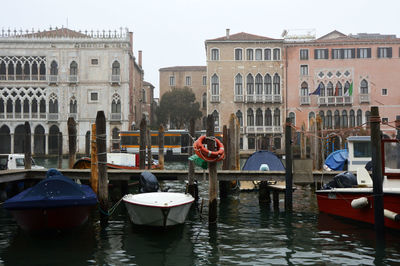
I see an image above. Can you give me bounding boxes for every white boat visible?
[0,154,45,170]
[123,192,194,227]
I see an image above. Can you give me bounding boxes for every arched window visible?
[202,93,207,109]
[23,99,29,116]
[264,48,271,60]
[49,93,58,113]
[327,82,334,96]
[246,74,254,95]
[344,81,350,96]
[301,82,308,96]
[39,62,46,80]
[273,108,280,126]
[365,111,371,127]
[15,99,21,116]
[319,111,325,129]
[273,48,281,60]
[256,108,263,126]
[0,98,4,115]
[50,61,58,75]
[211,49,219,60]
[236,110,243,127]
[70,61,78,76]
[112,61,120,75]
[235,74,243,95]
[356,109,362,126]
[265,108,272,126]
[211,74,219,96]
[8,62,14,79]
[70,97,77,113]
[336,82,342,96]
[361,79,368,94]
[6,99,13,115]
[112,94,121,113]
[255,74,263,95]
[40,99,46,115]
[212,110,219,127]
[0,61,6,78]
[289,112,296,126]
[32,99,38,117]
[32,62,38,80]
[142,88,146,103]
[264,74,272,95]
[319,82,326,97]
[309,112,315,129]
[349,110,355,127]
[273,74,280,94]
[342,110,348,128]
[23,61,30,80]
[112,127,120,139]
[247,108,254,126]
[326,110,332,129]
[334,110,340,129]
[16,61,22,80]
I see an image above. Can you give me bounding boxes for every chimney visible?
[226,28,230,39]
[138,50,142,68]
[128,31,133,52]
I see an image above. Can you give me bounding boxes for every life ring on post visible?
[194,135,225,162]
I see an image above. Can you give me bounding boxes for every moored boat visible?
[73,153,159,170]
[3,168,97,231]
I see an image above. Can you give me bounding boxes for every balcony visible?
[273,95,282,103]
[234,95,244,102]
[48,75,58,85]
[48,113,59,121]
[110,75,121,85]
[210,95,220,103]
[359,94,370,103]
[245,126,282,134]
[300,96,310,105]
[68,75,78,84]
[110,112,122,121]
[318,96,353,106]
[246,95,255,103]
[0,74,47,82]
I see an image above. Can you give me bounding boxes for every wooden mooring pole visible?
[68,117,77,169]
[219,125,230,198]
[58,132,63,169]
[146,127,152,170]
[158,125,165,170]
[139,118,146,170]
[207,115,218,225]
[96,111,108,225]
[285,118,293,211]
[24,122,32,170]
[370,106,384,240]
[187,119,198,200]
[90,124,98,194]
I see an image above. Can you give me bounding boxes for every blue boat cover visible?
[324,149,348,171]
[4,169,97,210]
[242,151,285,171]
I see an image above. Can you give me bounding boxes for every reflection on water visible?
[1,161,400,265]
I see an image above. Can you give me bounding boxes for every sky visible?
[1,0,400,97]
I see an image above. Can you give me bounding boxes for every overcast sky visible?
[1,0,399,97]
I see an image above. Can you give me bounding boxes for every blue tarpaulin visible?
[324,149,348,171]
[242,150,285,171]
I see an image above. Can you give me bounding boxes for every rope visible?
[98,197,124,217]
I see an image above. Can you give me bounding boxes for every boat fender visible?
[351,197,369,209]
[384,209,400,222]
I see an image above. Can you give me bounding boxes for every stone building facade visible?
[205,30,285,151]
[0,27,144,155]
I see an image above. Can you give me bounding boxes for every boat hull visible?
[316,189,400,230]
[123,192,194,227]
[9,205,93,231]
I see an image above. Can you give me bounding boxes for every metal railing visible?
[359,94,370,103]
[234,95,244,102]
[300,96,310,105]
[68,75,78,83]
[110,75,121,84]
[318,96,354,106]
[210,95,220,102]
[48,75,58,84]
[48,113,59,121]
[110,113,122,121]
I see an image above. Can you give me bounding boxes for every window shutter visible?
[340,49,344,59]
[377,48,381,58]
[351,48,356,58]
[325,49,328,59]
[357,48,360,58]
[367,48,371,58]
[314,49,317,59]
[388,47,392,58]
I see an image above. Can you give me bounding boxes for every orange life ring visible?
[194,135,225,162]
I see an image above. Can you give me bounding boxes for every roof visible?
[23,28,88,38]
[207,32,278,42]
[143,81,154,87]
[159,66,206,72]
[314,30,400,44]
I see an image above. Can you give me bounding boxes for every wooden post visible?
[396,116,400,169]
[207,115,218,225]
[90,124,98,194]
[24,122,32,169]
[58,132,63,169]
[300,123,306,159]
[187,119,198,200]
[146,127,152,169]
[68,117,77,169]
[158,125,165,170]
[139,118,146,169]
[316,115,322,170]
[85,131,90,157]
[310,117,316,169]
[96,111,108,225]
[219,125,230,198]
[273,191,280,210]
[285,118,293,211]
[370,106,384,240]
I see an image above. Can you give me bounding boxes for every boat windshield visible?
[0,156,8,170]
[384,141,400,175]
[353,142,371,158]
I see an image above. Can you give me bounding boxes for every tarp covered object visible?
[242,150,285,171]
[324,149,348,171]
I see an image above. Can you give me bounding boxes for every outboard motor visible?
[139,171,159,193]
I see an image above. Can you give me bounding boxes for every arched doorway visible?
[14,125,26,153]
[0,125,11,153]
[34,125,45,155]
[48,125,60,155]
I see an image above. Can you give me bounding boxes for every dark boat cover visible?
[139,171,159,193]
[323,171,357,189]
[242,150,285,171]
[324,149,348,171]
[3,169,97,210]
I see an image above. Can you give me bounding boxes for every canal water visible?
[1,159,400,265]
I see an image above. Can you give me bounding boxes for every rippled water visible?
[1,160,400,265]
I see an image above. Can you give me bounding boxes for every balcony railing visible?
[110,112,122,121]
[246,95,255,103]
[110,75,121,85]
[0,74,47,82]
[210,95,220,102]
[300,96,310,105]
[359,94,370,103]
[234,95,244,102]
[273,95,282,103]
[48,75,58,84]
[68,75,78,84]
[48,113,59,121]
[244,94,282,103]
[245,126,282,134]
[318,96,353,106]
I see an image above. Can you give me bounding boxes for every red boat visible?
[316,138,400,230]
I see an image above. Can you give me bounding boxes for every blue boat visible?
[3,169,97,231]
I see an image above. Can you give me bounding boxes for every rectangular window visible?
[382,88,388,95]
[211,49,219,60]
[185,76,191,86]
[382,118,388,124]
[377,47,392,58]
[255,49,262,60]
[169,76,175,86]
[300,65,308,76]
[235,48,242,60]
[202,76,207,86]
[357,48,371,58]
[89,91,99,103]
[343,49,355,59]
[91,58,99,65]
[300,49,309,60]
[264,49,271,60]
[332,49,342,59]
[314,49,328,59]
[273,48,281,60]
[246,49,254,60]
